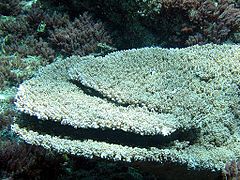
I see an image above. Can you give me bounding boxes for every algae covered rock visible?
[12,44,240,171]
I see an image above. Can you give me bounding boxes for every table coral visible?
[12,44,240,171]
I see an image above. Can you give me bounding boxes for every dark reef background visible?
[0,0,240,179]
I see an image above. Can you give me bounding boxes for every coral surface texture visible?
[12,44,240,171]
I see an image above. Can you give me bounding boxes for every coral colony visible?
[13,44,240,170]
[0,0,240,179]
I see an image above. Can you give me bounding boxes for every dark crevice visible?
[70,80,178,114]
[18,113,199,148]
[70,79,131,107]
[70,79,161,111]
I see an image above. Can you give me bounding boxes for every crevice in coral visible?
[17,113,200,148]
[70,80,131,107]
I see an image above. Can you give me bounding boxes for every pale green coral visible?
[69,44,240,146]
[15,56,179,136]
[12,44,240,171]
